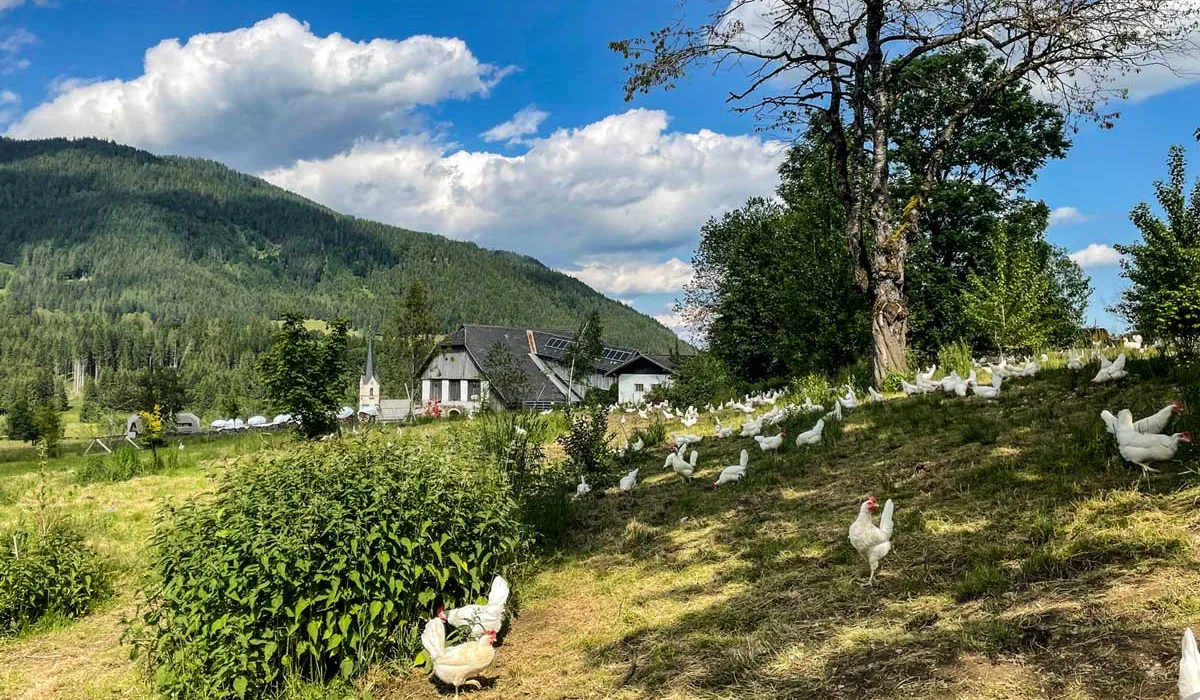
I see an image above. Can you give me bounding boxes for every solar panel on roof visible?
[602,349,632,363]
[545,337,570,350]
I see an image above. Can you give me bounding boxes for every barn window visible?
[635,383,645,392]
[449,381,461,401]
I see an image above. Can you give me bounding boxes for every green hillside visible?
[0,136,676,347]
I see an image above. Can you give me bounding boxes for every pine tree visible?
[33,401,63,456]
[6,393,37,443]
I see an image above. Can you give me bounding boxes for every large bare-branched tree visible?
[612,0,1198,384]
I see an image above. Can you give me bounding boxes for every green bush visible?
[630,418,667,452]
[473,412,571,548]
[130,434,526,699]
[789,374,832,406]
[937,340,974,378]
[882,371,907,393]
[556,405,612,483]
[0,522,111,634]
[661,352,733,407]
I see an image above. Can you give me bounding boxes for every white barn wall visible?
[618,373,670,404]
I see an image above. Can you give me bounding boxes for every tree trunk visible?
[871,276,909,386]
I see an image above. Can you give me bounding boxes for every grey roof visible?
[431,324,643,406]
[605,353,676,376]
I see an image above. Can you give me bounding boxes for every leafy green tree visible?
[136,367,189,419]
[962,204,1086,357]
[613,3,1187,383]
[482,341,529,410]
[1115,144,1200,353]
[387,280,440,412]
[662,351,731,408]
[6,393,37,443]
[258,315,350,438]
[33,401,63,456]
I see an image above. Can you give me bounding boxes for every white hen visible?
[794,418,824,447]
[1181,627,1200,700]
[575,475,592,497]
[868,386,885,402]
[421,617,497,697]
[712,449,749,487]
[1092,353,1128,383]
[754,431,785,455]
[848,496,895,585]
[440,575,510,639]
[619,468,639,492]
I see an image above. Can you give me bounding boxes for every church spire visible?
[363,335,376,382]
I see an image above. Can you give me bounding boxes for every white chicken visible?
[1118,431,1190,472]
[794,418,824,447]
[1180,627,1200,700]
[674,433,703,448]
[1128,401,1182,434]
[838,388,858,410]
[802,397,823,412]
[714,417,734,439]
[575,475,592,497]
[630,436,644,452]
[1066,349,1083,371]
[619,468,639,492]
[823,401,843,422]
[674,449,698,479]
[440,575,510,639]
[740,416,763,437]
[681,414,698,428]
[420,617,497,697]
[848,496,895,585]
[970,373,1002,399]
[712,449,749,487]
[868,386,885,402]
[1091,353,1128,383]
[754,431,785,455]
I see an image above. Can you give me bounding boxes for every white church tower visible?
[358,337,381,414]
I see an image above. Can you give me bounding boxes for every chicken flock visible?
[416,345,1195,695]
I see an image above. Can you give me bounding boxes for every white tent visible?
[174,413,201,434]
[248,415,268,428]
[337,406,355,420]
[210,419,228,430]
[231,418,247,430]
[271,413,293,426]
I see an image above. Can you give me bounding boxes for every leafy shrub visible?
[660,352,733,407]
[790,374,831,406]
[0,522,111,634]
[556,405,612,482]
[474,412,571,548]
[882,371,907,393]
[630,418,667,451]
[937,340,974,378]
[130,434,526,699]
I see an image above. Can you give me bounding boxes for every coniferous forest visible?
[0,137,679,419]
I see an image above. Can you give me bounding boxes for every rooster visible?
[712,449,749,487]
[794,418,824,447]
[1181,627,1200,700]
[421,617,497,697]
[848,496,895,585]
[440,575,510,639]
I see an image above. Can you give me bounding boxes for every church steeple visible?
[363,336,376,382]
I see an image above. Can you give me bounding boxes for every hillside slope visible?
[0,137,677,351]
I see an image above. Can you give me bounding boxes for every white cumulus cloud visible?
[263,108,785,261]
[561,258,694,295]
[1049,206,1088,227]
[7,13,509,169]
[1069,243,1123,268]
[481,104,548,145]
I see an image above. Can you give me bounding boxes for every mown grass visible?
[2,361,1198,699]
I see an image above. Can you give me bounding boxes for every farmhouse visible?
[395,324,673,415]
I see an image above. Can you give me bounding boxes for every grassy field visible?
[2,361,1198,699]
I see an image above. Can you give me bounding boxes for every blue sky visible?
[2,0,1197,335]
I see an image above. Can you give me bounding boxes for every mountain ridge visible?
[0,136,679,352]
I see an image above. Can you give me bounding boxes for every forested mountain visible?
[0,137,678,415]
